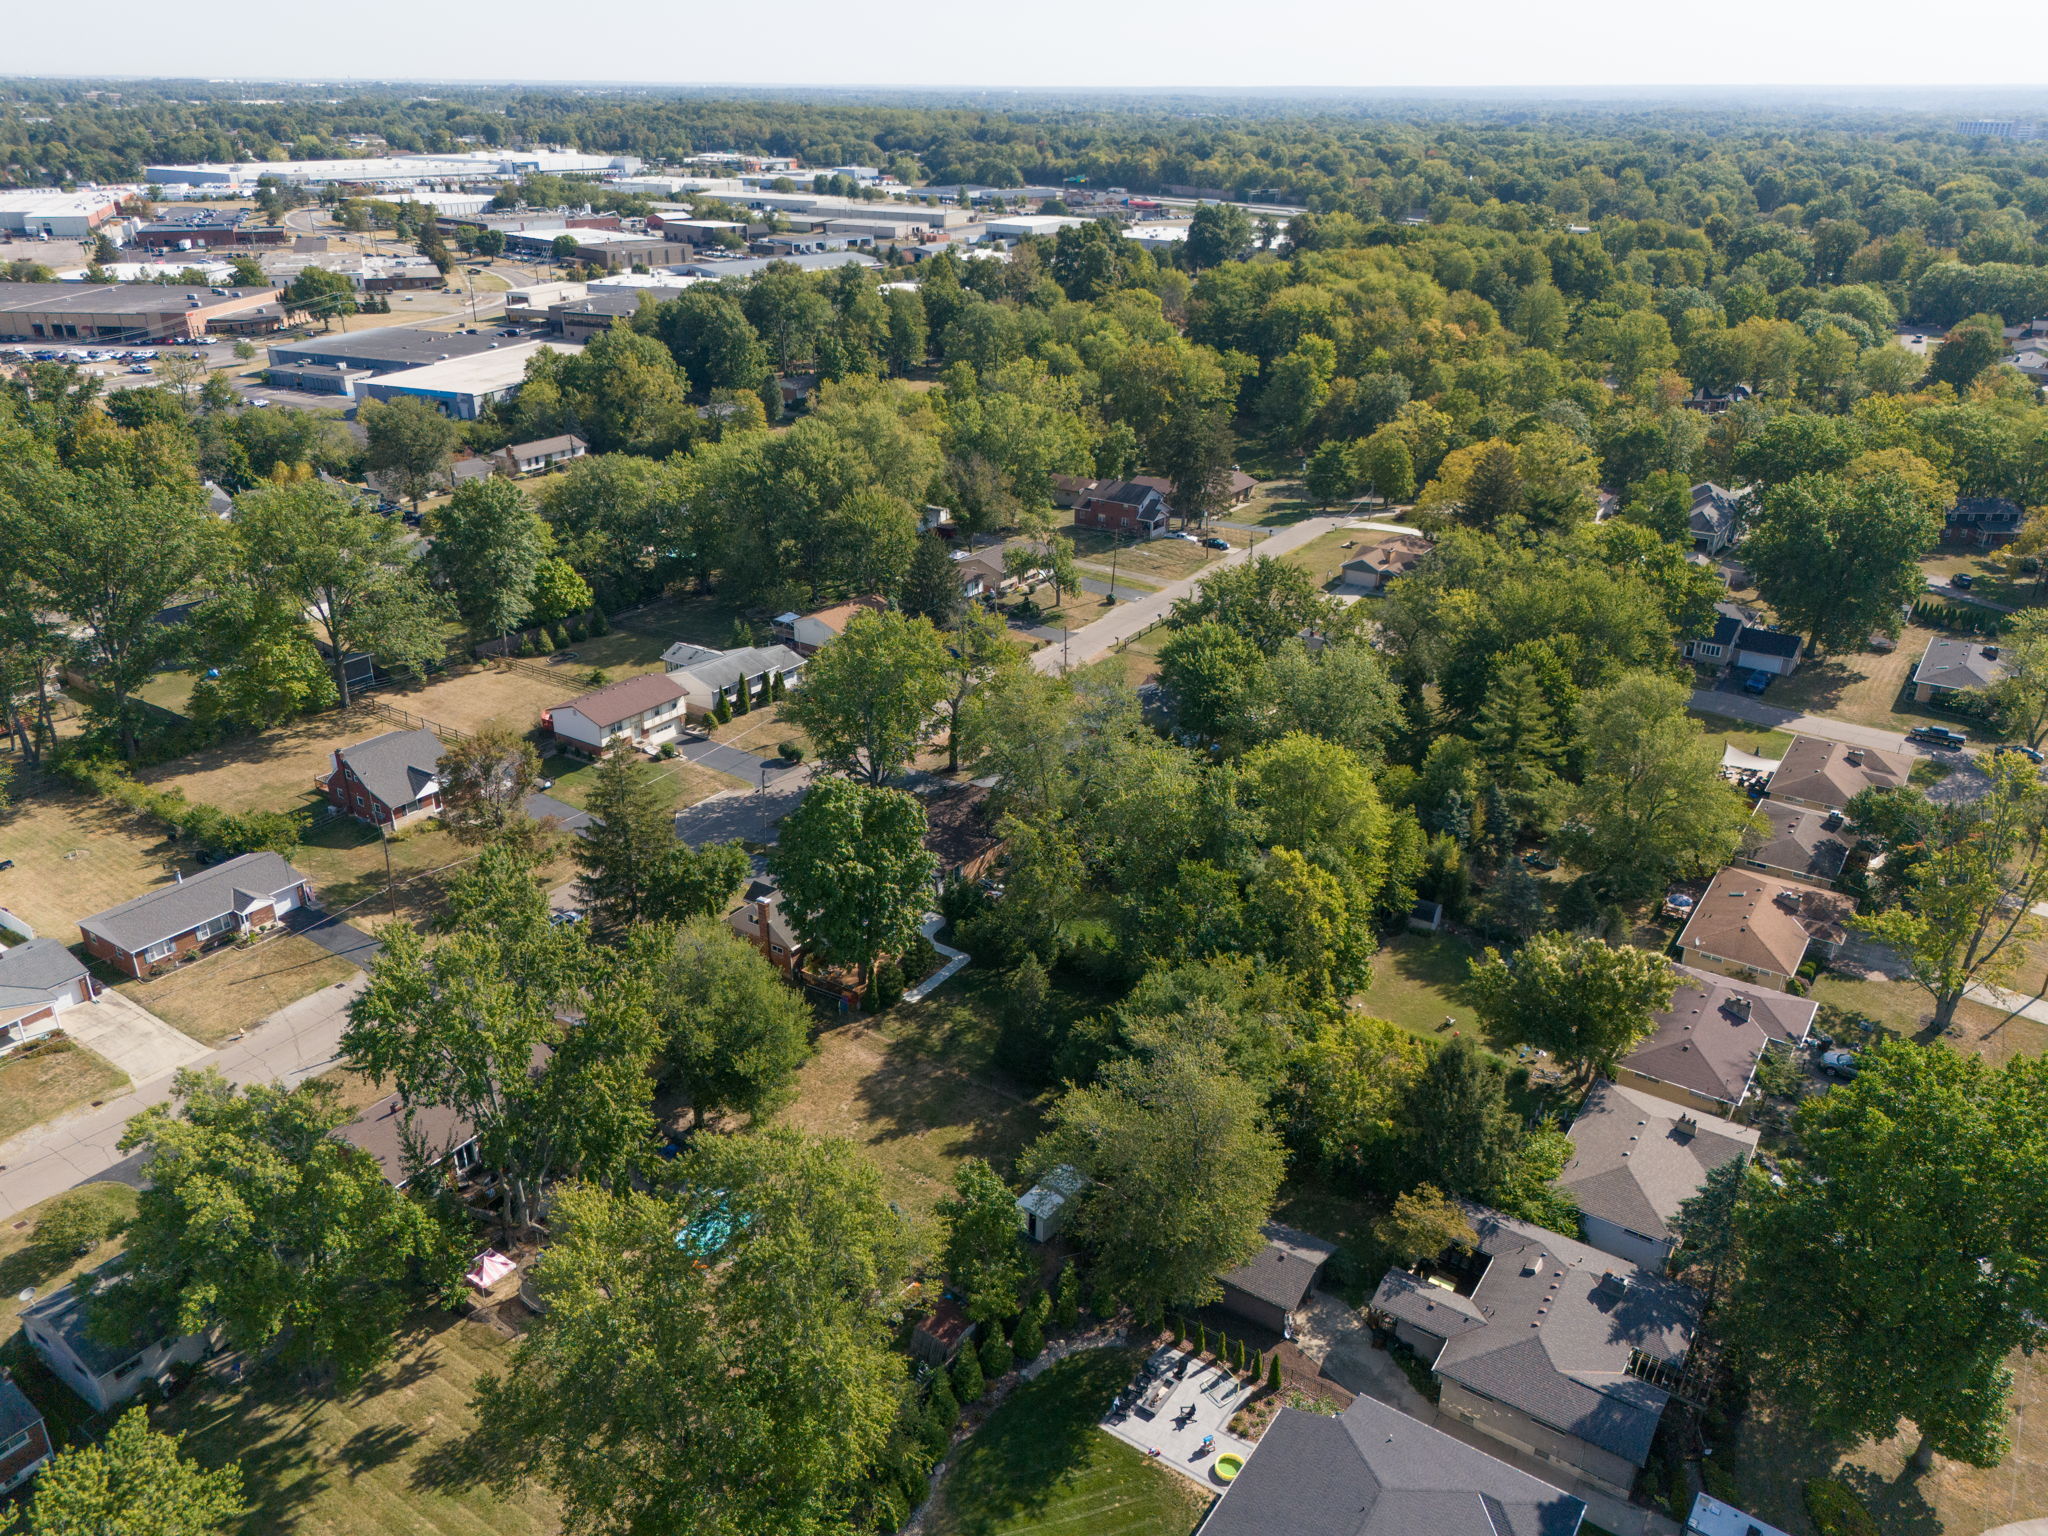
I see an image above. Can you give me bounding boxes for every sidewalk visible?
[0,972,366,1221]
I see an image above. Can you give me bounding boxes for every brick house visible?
[0,1374,51,1494]
[318,728,445,830]
[77,853,313,979]
[1069,479,1169,537]
[0,938,101,1055]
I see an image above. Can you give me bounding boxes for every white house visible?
[20,1265,213,1414]
[661,642,806,718]
[771,595,889,656]
[544,673,687,755]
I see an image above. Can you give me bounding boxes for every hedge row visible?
[62,759,299,858]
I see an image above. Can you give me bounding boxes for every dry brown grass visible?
[0,791,198,944]
[708,701,812,758]
[1762,624,1969,734]
[116,933,358,1046]
[0,1183,138,1349]
[1275,526,1378,588]
[0,1039,129,1144]
[385,666,568,737]
[139,714,378,815]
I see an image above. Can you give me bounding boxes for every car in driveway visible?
[1742,668,1773,695]
[1820,1049,1860,1080]
[1908,724,1968,749]
[1201,536,1230,550]
[1951,572,1976,590]
[1996,742,2046,765]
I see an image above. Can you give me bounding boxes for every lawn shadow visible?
[854,1029,1033,1171]
[939,1348,1142,1536]
[338,1421,422,1475]
[1724,1395,1943,1536]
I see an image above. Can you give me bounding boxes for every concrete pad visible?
[62,990,208,1086]
[1099,1345,1258,1488]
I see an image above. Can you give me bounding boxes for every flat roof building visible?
[268,327,510,376]
[354,338,582,420]
[0,282,275,343]
[0,188,123,238]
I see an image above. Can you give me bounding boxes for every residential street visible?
[0,972,367,1221]
[1033,515,1350,674]
[1689,690,1925,754]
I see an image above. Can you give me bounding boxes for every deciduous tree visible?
[783,609,949,783]
[361,395,458,511]
[938,1158,1032,1324]
[16,1408,244,1536]
[1468,930,1678,1076]
[768,776,937,987]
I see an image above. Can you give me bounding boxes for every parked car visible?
[1995,743,2046,765]
[1908,725,1968,749]
[1742,669,1772,695]
[1201,536,1230,550]
[549,909,584,928]
[248,398,271,408]
[127,363,153,374]
[1820,1049,1860,1080]
[1951,573,1975,590]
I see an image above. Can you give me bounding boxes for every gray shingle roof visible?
[1621,963,1816,1108]
[661,643,805,694]
[0,1375,43,1445]
[335,729,442,812]
[1373,1269,1489,1338]
[0,937,89,1011]
[77,852,309,956]
[1219,1222,1340,1311]
[1747,799,1852,883]
[1767,735,1910,810]
[1199,1393,1585,1536]
[1912,638,2009,694]
[336,1092,478,1187]
[1559,1081,1758,1244]
[1378,1210,1700,1468]
[504,433,587,459]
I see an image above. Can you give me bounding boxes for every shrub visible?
[658,743,677,760]
[567,617,587,642]
[713,694,732,725]
[583,668,611,688]
[867,958,907,1011]
[1803,1478,1880,1536]
[1012,1295,1046,1363]
[777,740,804,762]
[1052,1262,1080,1330]
[732,679,752,715]
[588,608,610,636]
[770,670,787,701]
[1267,1354,1282,1391]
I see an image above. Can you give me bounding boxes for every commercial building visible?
[135,210,288,251]
[502,228,696,271]
[1558,1080,1758,1272]
[0,188,123,238]
[143,151,640,191]
[265,326,512,395]
[504,280,589,321]
[0,282,275,343]
[354,338,582,420]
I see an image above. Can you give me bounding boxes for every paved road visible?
[0,973,367,1221]
[1033,515,1351,674]
[1689,690,1923,754]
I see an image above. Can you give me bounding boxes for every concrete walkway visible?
[60,991,208,1083]
[0,972,366,1221]
[903,915,969,1003]
[1965,981,2048,1025]
[1034,514,1351,675]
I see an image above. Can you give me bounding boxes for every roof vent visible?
[1522,1254,1545,1277]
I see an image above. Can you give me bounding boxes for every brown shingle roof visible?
[1621,964,1817,1107]
[1766,735,1909,810]
[554,672,684,729]
[1676,869,1853,977]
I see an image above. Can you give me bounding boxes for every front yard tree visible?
[17,1407,245,1536]
[901,532,964,626]
[1721,1040,2048,1471]
[1987,607,2048,750]
[769,777,936,988]
[1740,467,1943,655]
[473,1130,912,1536]
[1555,670,1751,898]
[360,395,458,512]
[1853,752,2048,1031]
[107,1070,467,1386]
[1025,1050,1286,1317]
[643,920,813,1130]
[940,602,1021,772]
[426,476,552,639]
[436,722,543,846]
[937,1157,1032,1324]
[1468,931,1678,1077]
[783,609,949,783]
[574,751,750,939]
[235,479,451,706]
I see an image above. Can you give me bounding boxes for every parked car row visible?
[2,345,164,365]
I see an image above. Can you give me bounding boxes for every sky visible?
[8,0,2048,94]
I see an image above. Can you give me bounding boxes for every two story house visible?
[544,673,687,755]
[20,1263,213,1413]
[319,728,446,830]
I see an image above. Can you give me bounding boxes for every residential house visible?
[77,853,312,979]
[1764,734,1909,812]
[919,780,1004,887]
[319,728,445,830]
[1215,1223,1340,1336]
[0,1375,51,1494]
[0,938,100,1055]
[1688,483,1745,555]
[448,454,497,487]
[1016,1164,1086,1243]
[1911,637,2008,703]
[1681,384,1754,415]
[1741,799,1853,888]
[1341,532,1435,592]
[1674,868,1854,991]
[729,878,802,973]
[662,642,806,719]
[1558,1081,1759,1272]
[772,595,889,655]
[952,551,1007,602]
[19,1263,213,1413]
[1944,495,2024,547]
[2008,346,2048,385]
[1617,964,1817,1116]
[1369,1210,1700,1499]
[1130,471,1257,509]
[337,1092,481,1189]
[495,433,588,477]
[544,673,687,755]
[952,538,1050,599]
[1199,1392,1587,1536]
[1069,479,1170,537]
[1683,604,1803,678]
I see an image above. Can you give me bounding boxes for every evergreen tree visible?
[770,670,787,701]
[714,692,733,724]
[575,751,747,938]
[901,533,964,627]
[1267,1353,1283,1392]
[952,1341,986,1402]
[1462,442,1525,529]
[980,1322,1014,1380]
[1012,1294,1047,1363]
[1193,1321,1208,1357]
[733,677,753,715]
[1053,1261,1081,1330]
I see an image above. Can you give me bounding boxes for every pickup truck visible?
[1907,725,1967,750]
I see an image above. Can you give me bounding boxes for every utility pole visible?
[381,825,396,918]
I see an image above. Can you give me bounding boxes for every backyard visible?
[114,932,358,1046]
[1921,544,2045,610]
[0,790,198,945]
[930,1348,1211,1536]
[1273,526,1379,589]
[138,713,383,815]
[1353,930,1481,1041]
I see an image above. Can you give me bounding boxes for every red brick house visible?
[78,853,313,978]
[318,728,446,829]
[0,1373,51,1494]
[0,938,101,1055]
[1070,479,1169,537]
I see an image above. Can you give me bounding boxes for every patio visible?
[1099,1344,1259,1487]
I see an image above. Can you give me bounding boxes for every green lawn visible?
[0,1184,138,1350]
[931,1348,1211,1536]
[1356,931,1481,1041]
[154,1311,562,1536]
[0,1039,129,1145]
[1686,710,1795,760]
[536,752,741,813]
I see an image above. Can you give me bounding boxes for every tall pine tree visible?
[901,534,963,627]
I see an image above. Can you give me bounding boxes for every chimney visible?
[1726,994,1753,1022]
[1673,1115,1698,1141]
